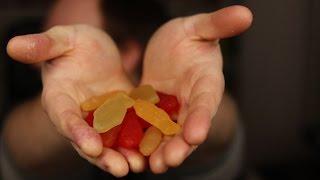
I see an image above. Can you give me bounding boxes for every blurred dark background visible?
[0,0,319,179]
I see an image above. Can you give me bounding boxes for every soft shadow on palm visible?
[141,6,252,172]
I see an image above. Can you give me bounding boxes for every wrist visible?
[208,94,238,148]
[3,96,70,169]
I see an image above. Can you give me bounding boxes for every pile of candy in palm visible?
[81,85,181,156]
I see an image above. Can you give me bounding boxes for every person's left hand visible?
[141,5,253,173]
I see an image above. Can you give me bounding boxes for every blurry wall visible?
[237,0,319,167]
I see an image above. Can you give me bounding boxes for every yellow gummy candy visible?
[139,126,163,156]
[134,100,181,135]
[93,92,134,133]
[80,90,124,111]
[130,85,160,104]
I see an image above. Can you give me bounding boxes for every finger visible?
[149,142,168,174]
[96,148,129,177]
[183,74,224,145]
[7,25,74,64]
[43,92,103,157]
[72,143,98,165]
[163,135,193,167]
[186,5,253,40]
[118,148,146,173]
[73,144,129,177]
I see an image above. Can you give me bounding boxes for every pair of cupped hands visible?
[7,6,252,177]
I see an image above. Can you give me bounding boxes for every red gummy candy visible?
[126,108,151,129]
[85,111,94,127]
[139,118,151,129]
[127,107,151,129]
[117,108,144,149]
[156,92,180,118]
[100,125,121,148]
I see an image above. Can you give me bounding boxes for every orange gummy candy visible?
[93,92,134,133]
[139,126,163,156]
[129,85,159,104]
[81,91,124,111]
[133,100,181,135]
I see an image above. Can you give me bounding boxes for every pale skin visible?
[142,6,252,172]
[45,0,142,75]
[3,5,252,178]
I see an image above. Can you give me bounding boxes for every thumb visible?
[6,25,75,64]
[186,5,253,40]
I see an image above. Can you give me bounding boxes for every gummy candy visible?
[156,92,180,118]
[138,118,151,129]
[134,100,181,135]
[81,91,124,111]
[85,111,120,148]
[117,108,144,149]
[127,108,151,129]
[81,86,182,153]
[100,125,121,148]
[93,92,134,133]
[139,126,162,156]
[85,111,94,127]
[130,85,160,104]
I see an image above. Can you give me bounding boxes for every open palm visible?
[141,6,252,173]
[7,5,253,177]
[7,25,143,177]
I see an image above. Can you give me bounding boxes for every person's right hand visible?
[6,25,145,177]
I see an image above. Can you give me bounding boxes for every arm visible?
[2,96,75,175]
